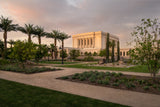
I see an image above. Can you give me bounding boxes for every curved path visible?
[0,67,160,107]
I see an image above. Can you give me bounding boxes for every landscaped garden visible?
[0,79,128,107]
[59,71,160,95]
[57,63,149,73]
[0,59,61,74]
[0,64,61,74]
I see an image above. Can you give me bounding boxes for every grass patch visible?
[0,64,61,74]
[0,79,128,107]
[38,60,79,64]
[58,64,149,73]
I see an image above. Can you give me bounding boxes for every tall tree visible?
[18,24,35,42]
[0,16,18,57]
[33,26,46,45]
[106,33,110,63]
[117,41,120,61]
[130,18,160,80]
[111,40,115,62]
[59,32,71,64]
[46,30,60,60]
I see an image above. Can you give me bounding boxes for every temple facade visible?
[72,31,119,54]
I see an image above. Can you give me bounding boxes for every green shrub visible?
[72,75,77,79]
[137,80,146,85]
[118,80,125,84]
[62,76,69,79]
[125,83,135,89]
[102,80,109,85]
[143,86,149,90]
[0,59,10,65]
[97,75,104,79]
[115,79,119,82]
[105,76,111,80]
[94,71,99,75]
[153,84,157,89]
[97,80,103,84]
[111,72,116,76]
[83,56,94,61]
[118,72,123,76]
[79,76,86,81]
[113,82,119,87]
[105,72,110,76]
[146,82,153,86]
[75,73,79,77]
[89,76,96,83]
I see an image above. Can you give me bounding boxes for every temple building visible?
[72,31,119,54]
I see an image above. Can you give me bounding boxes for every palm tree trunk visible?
[54,38,57,60]
[3,31,7,58]
[3,32,7,50]
[38,36,41,45]
[62,40,64,64]
[28,34,31,42]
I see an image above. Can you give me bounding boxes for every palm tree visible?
[0,16,18,56]
[33,26,46,45]
[46,30,61,60]
[18,24,35,42]
[8,39,15,48]
[59,32,71,64]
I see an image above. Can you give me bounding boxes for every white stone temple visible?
[72,31,119,54]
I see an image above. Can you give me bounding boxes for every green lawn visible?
[57,64,149,73]
[0,79,128,107]
[39,60,79,64]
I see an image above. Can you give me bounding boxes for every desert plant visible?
[143,86,150,90]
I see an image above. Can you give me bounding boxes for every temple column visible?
[89,38,90,48]
[77,39,79,48]
[79,39,80,48]
[84,38,87,48]
[81,39,82,48]
[87,38,89,48]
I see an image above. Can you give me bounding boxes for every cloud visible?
[0,0,160,48]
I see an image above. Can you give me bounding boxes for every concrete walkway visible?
[0,68,160,107]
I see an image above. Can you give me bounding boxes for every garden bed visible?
[58,71,160,95]
[0,64,61,74]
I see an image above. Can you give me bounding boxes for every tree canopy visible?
[130,18,160,79]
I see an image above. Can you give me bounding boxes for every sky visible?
[0,0,160,48]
